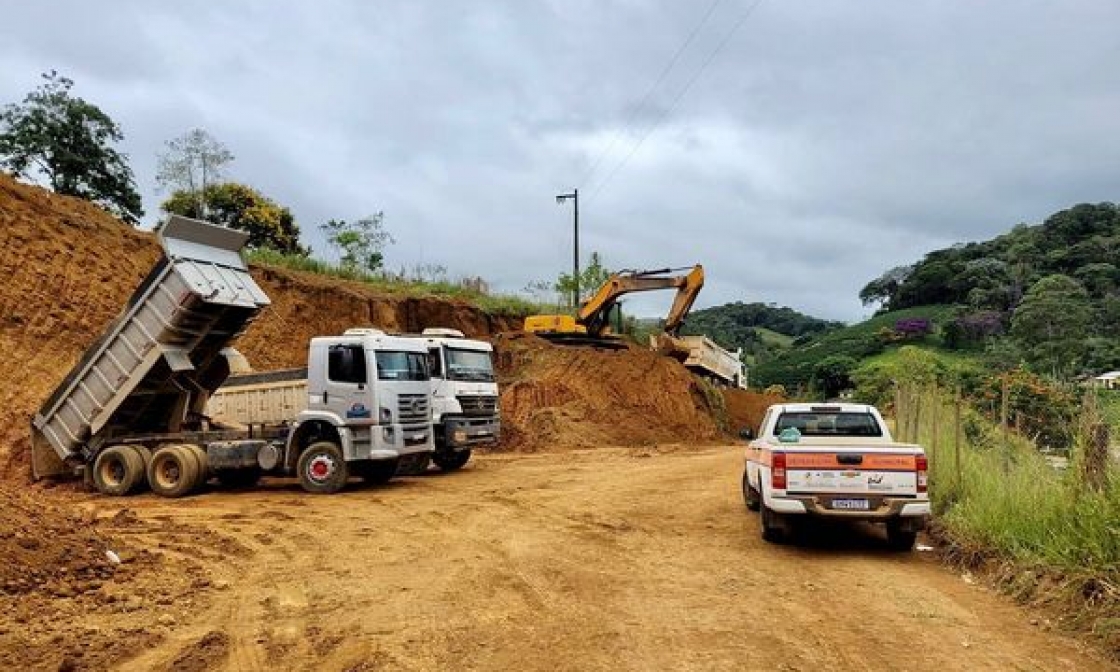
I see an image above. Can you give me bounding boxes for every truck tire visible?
[886,521,918,551]
[182,444,209,489]
[760,505,786,544]
[148,445,200,498]
[92,445,146,496]
[433,449,471,472]
[742,471,761,511]
[357,459,398,485]
[297,441,349,494]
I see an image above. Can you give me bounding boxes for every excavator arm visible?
[578,264,704,337]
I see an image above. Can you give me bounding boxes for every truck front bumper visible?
[438,416,500,451]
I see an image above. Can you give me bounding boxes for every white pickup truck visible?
[741,403,930,550]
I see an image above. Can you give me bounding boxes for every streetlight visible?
[556,188,579,309]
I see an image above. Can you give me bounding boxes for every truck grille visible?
[397,394,429,425]
[457,395,498,416]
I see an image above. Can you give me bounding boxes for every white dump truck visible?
[31,215,433,497]
[207,327,500,473]
[652,334,746,388]
[741,403,930,549]
[413,328,500,471]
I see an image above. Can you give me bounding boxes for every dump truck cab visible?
[414,328,499,471]
[289,330,434,472]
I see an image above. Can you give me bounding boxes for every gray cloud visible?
[2,1,1118,322]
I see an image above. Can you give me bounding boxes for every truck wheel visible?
[217,468,261,489]
[297,441,349,494]
[92,445,146,496]
[742,471,761,511]
[433,449,471,472]
[357,459,398,485]
[886,522,918,551]
[148,445,200,498]
[760,505,786,544]
[182,444,209,489]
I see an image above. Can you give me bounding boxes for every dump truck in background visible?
[207,327,499,473]
[31,215,434,496]
[654,334,746,388]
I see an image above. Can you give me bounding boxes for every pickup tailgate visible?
[781,445,922,497]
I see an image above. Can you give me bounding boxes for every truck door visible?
[325,343,374,424]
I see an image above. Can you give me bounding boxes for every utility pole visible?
[556,189,579,309]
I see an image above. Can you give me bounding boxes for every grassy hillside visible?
[750,305,958,390]
[680,301,841,364]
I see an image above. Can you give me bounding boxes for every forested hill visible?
[861,202,1120,315]
[680,302,841,362]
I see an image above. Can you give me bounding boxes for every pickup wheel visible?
[92,445,146,496]
[148,445,200,498]
[742,471,761,511]
[297,441,349,494]
[886,521,918,551]
[433,449,471,472]
[760,505,786,544]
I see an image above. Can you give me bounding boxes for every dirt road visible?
[11,446,1114,671]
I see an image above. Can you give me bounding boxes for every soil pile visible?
[722,388,786,435]
[494,332,724,450]
[0,174,516,476]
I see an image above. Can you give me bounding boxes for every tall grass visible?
[245,248,546,318]
[897,386,1120,643]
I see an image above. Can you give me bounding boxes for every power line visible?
[577,0,725,191]
[587,0,766,204]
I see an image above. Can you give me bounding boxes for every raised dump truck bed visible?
[30,215,271,478]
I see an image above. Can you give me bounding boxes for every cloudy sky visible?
[2,1,1118,321]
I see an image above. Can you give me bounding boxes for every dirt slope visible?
[722,388,786,434]
[5,448,1110,671]
[0,175,516,477]
[494,332,724,450]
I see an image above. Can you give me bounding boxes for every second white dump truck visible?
[31,216,433,497]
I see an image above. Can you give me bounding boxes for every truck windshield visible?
[375,351,429,381]
[445,347,495,382]
[774,412,883,437]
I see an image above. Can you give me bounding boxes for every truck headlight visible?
[380,406,392,424]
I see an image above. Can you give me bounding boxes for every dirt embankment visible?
[722,388,786,434]
[0,174,517,477]
[494,333,724,450]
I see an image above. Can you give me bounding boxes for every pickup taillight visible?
[916,455,928,494]
[772,452,787,490]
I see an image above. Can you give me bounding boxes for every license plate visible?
[831,498,870,510]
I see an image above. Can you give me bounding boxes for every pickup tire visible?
[742,471,761,511]
[760,505,786,543]
[92,445,146,496]
[886,521,918,551]
[148,445,200,498]
[433,449,471,472]
[297,441,349,494]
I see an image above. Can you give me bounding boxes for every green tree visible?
[320,213,394,272]
[1010,274,1092,376]
[555,251,611,308]
[0,71,143,223]
[812,355,857,399]
[155,128,234,217]
[162,182,304,254]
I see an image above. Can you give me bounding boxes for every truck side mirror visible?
[738,427,754,441]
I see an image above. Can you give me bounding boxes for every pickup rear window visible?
[774,411,883,437]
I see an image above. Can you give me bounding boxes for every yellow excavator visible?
[524,264,704,346]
